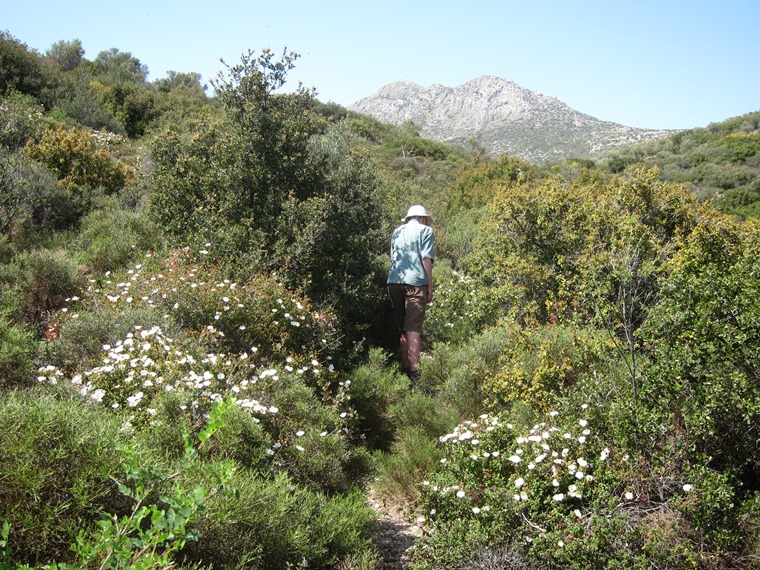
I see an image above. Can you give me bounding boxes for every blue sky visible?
[4,0,759,129]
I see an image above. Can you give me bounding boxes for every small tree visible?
[45,39,84,72]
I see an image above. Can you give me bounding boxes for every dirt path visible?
[367,490,426,569]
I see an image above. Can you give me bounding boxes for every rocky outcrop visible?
[349,76,675,164]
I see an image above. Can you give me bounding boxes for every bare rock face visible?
[349,76,675,163]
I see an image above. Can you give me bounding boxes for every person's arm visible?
[423,257,434,303]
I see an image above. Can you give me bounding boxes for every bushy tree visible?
[45,39,84,72]
[89,80,157,138]
[0,92,47,150]
[151,48,323,253]
[153,70,207,95]
[48,74,124,133]
[465,168,702,329]
[0,31,57,105]
[91,48,148,84]
[641,215,760,492]
[25,124,134,196]
[150,49,386,353]
[0,149,60,238]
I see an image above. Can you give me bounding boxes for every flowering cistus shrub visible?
[424,270,499,346]
[414,405,699,568]
[36,243,366,494]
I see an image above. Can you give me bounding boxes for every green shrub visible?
[0,234,14,262]
[388,390,460,441]
[196,400,273,470]
[0,388,129,565]
[255,369,373,494]
[0,148,71,238]
[641,216,760,497]
[425,269,501,347]
[373,392,459,501]
[7,247,82,328]
[483,324,613,412]
[177,468,376,569]
[0,93,46,150]
[423,326,515,418]
[0,306,36,389]
[374,425,445,504]
[43,304,174,372]
[75,205,165,273]
[345,347,410,451]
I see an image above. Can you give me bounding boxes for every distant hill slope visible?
[349,76,675,164]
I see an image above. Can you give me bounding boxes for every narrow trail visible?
[367,490,426,569]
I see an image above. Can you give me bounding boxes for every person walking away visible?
[387,205,435,381]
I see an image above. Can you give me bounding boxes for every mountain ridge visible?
[349,76,676,163]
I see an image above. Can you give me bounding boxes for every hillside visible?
[2,32,760,570]
[601,110,760,218]
[349,75,675,163]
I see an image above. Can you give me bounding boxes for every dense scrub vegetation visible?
[602,111,760,219]
[1,31,759,569]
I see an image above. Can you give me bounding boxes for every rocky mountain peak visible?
[349,76,675,163]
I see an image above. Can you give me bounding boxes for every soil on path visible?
[367,490,426,569]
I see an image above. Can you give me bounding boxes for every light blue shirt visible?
[387,219,435,285]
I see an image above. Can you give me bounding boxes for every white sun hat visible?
[403,204,431,222]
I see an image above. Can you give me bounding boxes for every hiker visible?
[387,205,435,380]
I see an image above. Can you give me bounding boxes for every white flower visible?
[508,455,521,463]
[456,490,465,498]
[683,484,693,492]
[514,477,525,488]
[296,430,305,437]
[625,491,634,500]
[579,419,588,427]
[553,493,565,502]
[472,507,481,514]
[126,391,144,407]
